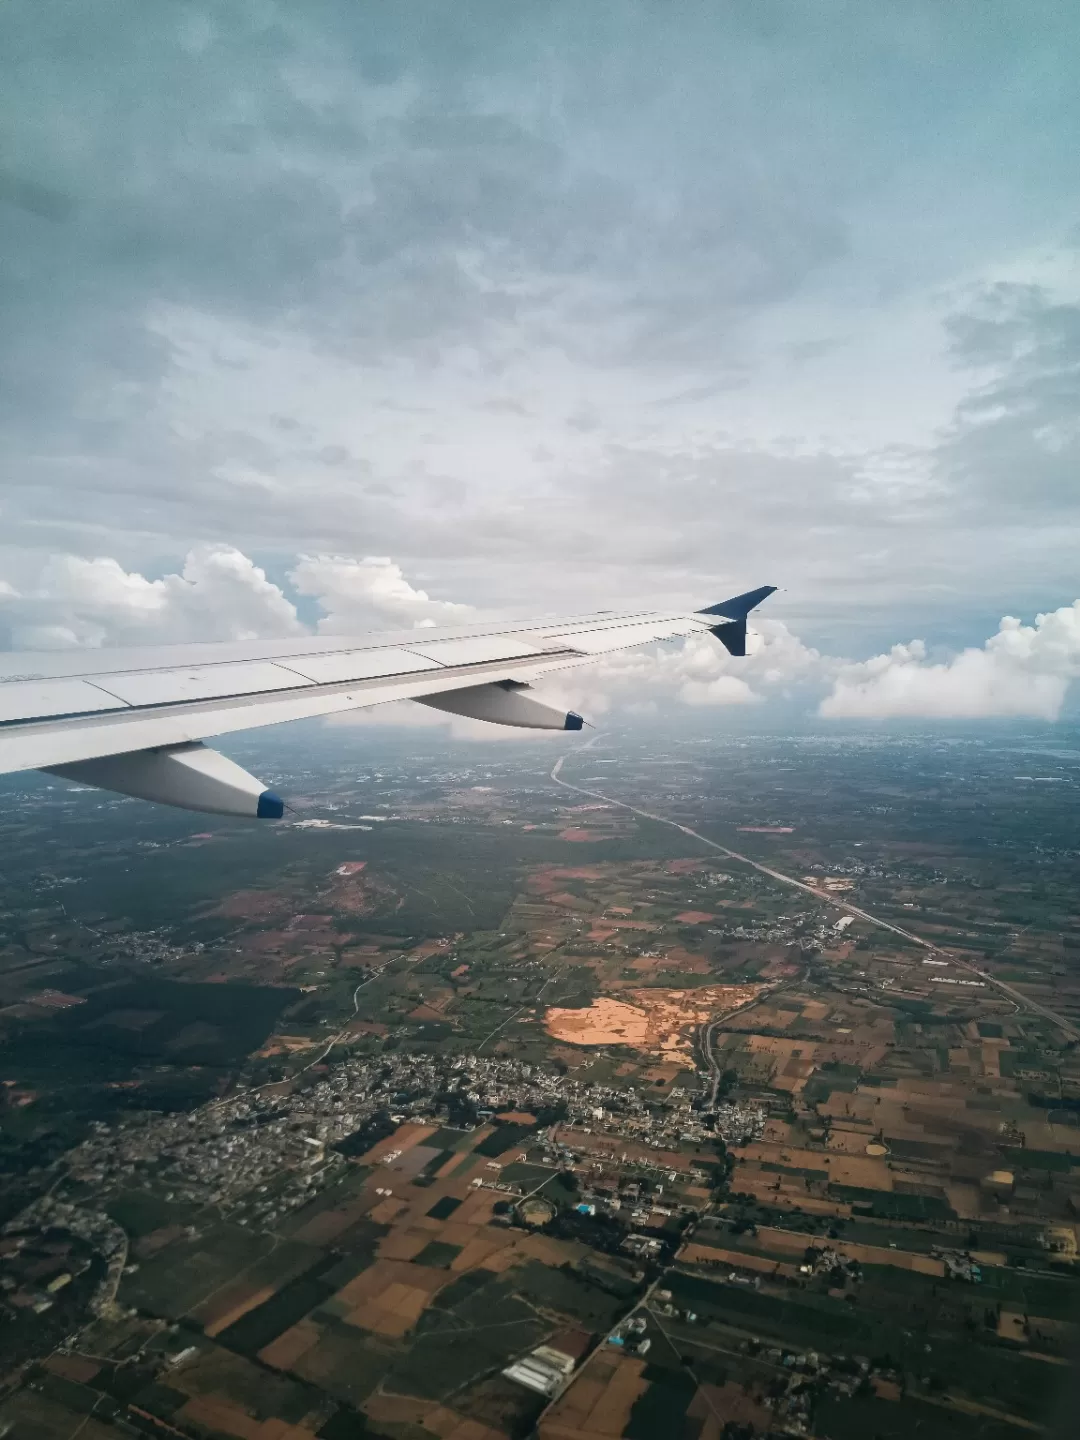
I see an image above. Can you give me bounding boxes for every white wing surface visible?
[0,587,775,817]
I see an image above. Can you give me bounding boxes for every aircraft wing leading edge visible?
[0,587,776,817]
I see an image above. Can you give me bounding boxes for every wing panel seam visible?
[0,648,584,732]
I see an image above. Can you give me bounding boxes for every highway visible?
[550,748,1079,1043]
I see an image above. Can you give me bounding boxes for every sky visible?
[2,2,1080,725]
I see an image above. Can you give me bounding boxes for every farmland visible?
[3,726,1080,1437]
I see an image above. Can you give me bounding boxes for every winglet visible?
[698,585,777,658]
[697,585,777,620]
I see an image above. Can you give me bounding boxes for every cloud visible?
[3,0,1079,655]
[289,554,475,632]
[820,601,1080,719]
[4,2,1080,701]
[5,540,1080,726]
[940,282,1080,513]
[564,620,831,718]
[0,545,301,649]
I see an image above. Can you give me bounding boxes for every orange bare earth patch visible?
[558,828,605,841]
[496,1110,537,1124]
[545,997,652,1048]
[676,911,716,924]
[255,1034,316,1058]
[545,984,761,1057]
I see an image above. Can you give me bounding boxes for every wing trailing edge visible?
[1,589,777,815]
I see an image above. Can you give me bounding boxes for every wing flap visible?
[544,615,714,655]
[0,601,760,779]
[276,646,443,684]
[94,660,309,708]
[408,635,558,665]
[0,677,128,724]
[0,656,581,773]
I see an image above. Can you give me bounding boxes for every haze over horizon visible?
[3,2,1080,723]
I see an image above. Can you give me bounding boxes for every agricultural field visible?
[4,726,1080,1437]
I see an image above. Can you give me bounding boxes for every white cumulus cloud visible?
[565,620,831,717]
[819,601,1080,720]
[289,555,476,633]
[0,545,302,649]
[4,541,1080,728]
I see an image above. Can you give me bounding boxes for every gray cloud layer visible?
[3,1,1079,673]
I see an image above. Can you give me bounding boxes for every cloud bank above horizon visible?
[2,545,1078,724]
[3,2,1079,699]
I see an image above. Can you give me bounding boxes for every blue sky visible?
[2,2,1079,717]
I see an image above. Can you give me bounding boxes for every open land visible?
[2,723,1080,1438]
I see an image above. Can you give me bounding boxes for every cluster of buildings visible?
[754,1348,876,1436]
[0,1230,89,1319]
[2,1196,126,1317]
[25,1051,748,1239]
[605,1312,651,1355]
[502,1342,579,1397]
[707,911,835,948]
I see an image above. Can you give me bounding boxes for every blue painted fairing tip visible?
[565,712,585,731]
[257,790,285,820]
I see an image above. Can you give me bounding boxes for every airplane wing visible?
[0,586,775,818]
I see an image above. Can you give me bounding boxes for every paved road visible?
[699,991,770,1108]
[550,748,1079,1043]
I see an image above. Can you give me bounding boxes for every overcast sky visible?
[3,2,1080,721]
